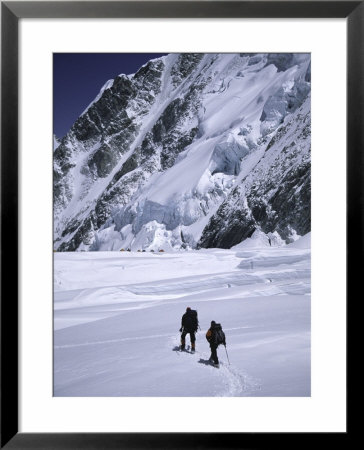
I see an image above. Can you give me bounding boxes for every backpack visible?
[189,310,199,331]
[183,309,199,332]
[213,323,225,346]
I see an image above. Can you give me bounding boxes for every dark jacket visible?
[206,323,226,347]
[181,310,198,332]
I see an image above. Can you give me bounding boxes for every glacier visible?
[54,53,311,252]
[53,54,311,396]
[54,233,310,396]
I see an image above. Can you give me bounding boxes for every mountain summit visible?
[54,53,311,252]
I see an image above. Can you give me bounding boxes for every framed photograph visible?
[1,1,357,448]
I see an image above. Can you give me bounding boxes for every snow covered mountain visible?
[53,134,61,150]
[54,53,311,252]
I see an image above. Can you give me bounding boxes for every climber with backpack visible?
[206,321,226,368]
[179,307,199,352]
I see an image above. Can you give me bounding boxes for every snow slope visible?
[54,53,310,252]
[54,234,310,397]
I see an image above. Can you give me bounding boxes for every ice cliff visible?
[53,53,311,251]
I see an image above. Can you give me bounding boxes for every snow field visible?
[54,235,310,396]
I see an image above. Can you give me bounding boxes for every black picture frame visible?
[1,1,358,448]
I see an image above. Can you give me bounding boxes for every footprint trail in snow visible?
[170,337,260,397]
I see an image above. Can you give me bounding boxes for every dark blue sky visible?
[53,53,168,138]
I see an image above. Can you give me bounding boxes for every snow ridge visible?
[54,53,311,252]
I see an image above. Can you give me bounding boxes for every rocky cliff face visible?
[54,53,311,251]
[198,98,310,248]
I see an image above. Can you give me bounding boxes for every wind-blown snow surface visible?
[54,234,310,397]
[54,53,310,252]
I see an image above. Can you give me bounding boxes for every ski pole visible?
[224,345,230,365]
